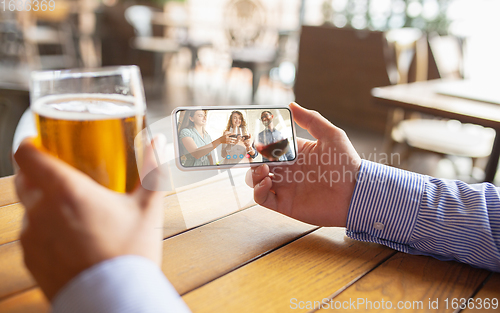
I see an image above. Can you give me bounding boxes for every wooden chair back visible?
[294,25,392,133]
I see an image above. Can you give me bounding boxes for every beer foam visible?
[33,94,144,120]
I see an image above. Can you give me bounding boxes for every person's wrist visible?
[342,158,362,226]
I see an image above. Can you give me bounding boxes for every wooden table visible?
[372,79,500,183]
[0,170,499,313]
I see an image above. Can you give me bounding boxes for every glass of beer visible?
[29,66,147,193]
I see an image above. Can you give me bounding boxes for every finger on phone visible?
[246,164,265,187]
[251,164,269,187]
[289,102,339,140]
[245,168,253,187]
[254,176,277,210]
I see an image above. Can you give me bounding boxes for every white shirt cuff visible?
[52,255,191,313]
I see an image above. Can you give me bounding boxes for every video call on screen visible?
[176,108,296,167]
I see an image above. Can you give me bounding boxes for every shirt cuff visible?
[52,255,191,313]
[410,178,500,270]
[345,160,426,253]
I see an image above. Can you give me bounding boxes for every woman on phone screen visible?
[221,111,258,164]
[178,110,234,167]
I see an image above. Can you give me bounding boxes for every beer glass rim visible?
[30,65,141,82]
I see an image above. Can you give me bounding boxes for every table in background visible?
[0,170,498,313]
[372,79,500,183]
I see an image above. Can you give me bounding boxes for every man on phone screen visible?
[258,111,294,162]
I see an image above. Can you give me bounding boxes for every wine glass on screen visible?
[241,127,250,141]
[236,126,244,142]
[229,127,239,142]
[254,112,289,162]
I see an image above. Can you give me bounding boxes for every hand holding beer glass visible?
[30,66,147,193]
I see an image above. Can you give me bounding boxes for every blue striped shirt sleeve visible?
[346,160,500,272]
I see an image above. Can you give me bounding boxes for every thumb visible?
[14,138,87,190]
[289,102,340,141]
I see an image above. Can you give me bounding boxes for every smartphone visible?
[172,105,298,171]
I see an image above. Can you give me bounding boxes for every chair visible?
[19,3,78,69]
[0,85,29,177]
[77,0,102,68]
[125,5,154,37]
[0,11,25,65]
[161,2,212,71]
[294,26,393,133]
[124,5,179,88]
[384,29,494,179]
[428,34,464,79]
[224,0,278,103]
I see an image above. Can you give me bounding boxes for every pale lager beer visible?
[33,94,146,193]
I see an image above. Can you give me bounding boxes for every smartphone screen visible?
[174,107,297,169]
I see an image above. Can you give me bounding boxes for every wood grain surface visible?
[161,170,254,238]
[163,206,317,295]
[0,289,48,313]
[0,177,18,208]
[0,242,33,300]
[317,252,490,312]
[182,227,395,313]
[0,170,254,245]
[0,206,315,311]
[0,204,23,246]
[462,273,500,313]
[0,170,255,306]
